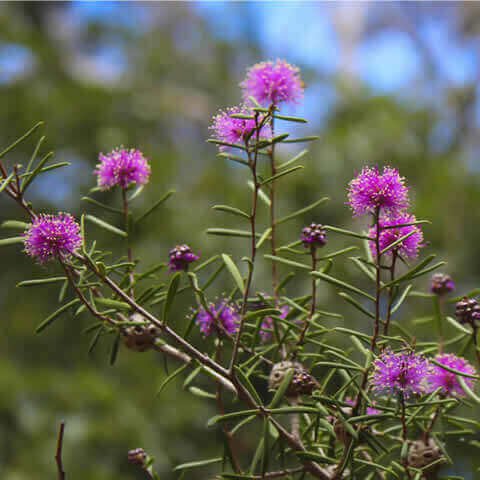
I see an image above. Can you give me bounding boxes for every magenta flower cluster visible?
[427,353,477,398]
[371,348,431,398]
[168,244,199,273]
[24,213,83,264]
[347,167,409,217]
[209,105,270,151]
[210,59,304,151]
[94,148,151,190]
[368,213,424,260]
[240,59,304,106]
[195,300,240,337]
[347,166,425,260]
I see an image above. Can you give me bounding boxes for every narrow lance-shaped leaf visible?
[20,162,70,179]
[312,271,375,301]
[222,254,245,294]
[381,255,437,290]
[207,228,260,238]
[20,151,54,193]
[255,227,271,249]
[0,121,43,159]
[276,196,329,225]
[17,277,66,288]
[0,236,25,247]
[324,225,371,240]
[81,196,123,214]
[216,152,250,167]
[213,205,250,219]
[269,368,295,408]
[277,148,308,170]
[338,292,375,319]
[0,173,15,194]
[173,457,223,472]
[110,332,121,366]
[247,180,271,206]
[234,366,263,405]
[35,298,81,333]
[135,189,175,224]
[260,165,303,186]
[272,114,307,123]
[85,214,127,238]
[264,254,311,271]
[163,271,182,323]
[281,136,319,144]
[156,364,189,396]
[95,297,131,311]
[2,220,30,230]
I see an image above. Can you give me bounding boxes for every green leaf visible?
[457,376,480,404]
[1,220,30,230]
[0,121,43,159]
[323,225,370,240]
[163,271,182,323]
[20,151,54,192]
[173,457,223,471]
[0,236,25,246]
[295,451,336,464]
[317,246,358,261]
[85,214,127,237]
[276,197,329,225]
[234,366,263,405]
[207,228,259,238]
[95,297,131,311]
[81,197,123,214]
[429,359,479,380]
[445,316,471,335]
[109,332,121,366]
[391,284,413,314]
[207,410,258,427]
[381,255,437,290]
[17,277,66,288]
[213,205,250,219]
[260,165,303,186]
[247,180,271,206]
[272,114,307,123]
[20,162,70,179]
[264,254,311,271]
[338,292,374,319]
[207,139,247,151]
[35,298,80,333]
[268,368,295,408]
[128,185,144,201]
[216,152,249,167]
[312,271,375,301]
[277,149,308,170]
[281,136,319,144]
[255,227,271,249]
[379,230,418,256]
[188,386,216,399]
[229,113,255,120]
[135,190,175,224]
[382,219,430,230]
[0,173,15,194]
[222,254,245,294]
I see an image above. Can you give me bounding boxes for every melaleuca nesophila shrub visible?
[2,59,480,480]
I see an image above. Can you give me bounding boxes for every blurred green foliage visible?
[1,3,480,479]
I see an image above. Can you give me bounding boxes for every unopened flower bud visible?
[301,223,327,249]
[455,297,480,325]
[128,448,147,466]
[168,244,199,273]
[269,361,315,396]
[430,273,455,296]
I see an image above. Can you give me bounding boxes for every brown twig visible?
[55,422,66,480]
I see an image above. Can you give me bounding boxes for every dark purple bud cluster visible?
[455,297,480,325]
[301,223,327,249]
[128,448,147,466]
[289,371,316,396]
[168,244,199,272]
[430,273,455,296]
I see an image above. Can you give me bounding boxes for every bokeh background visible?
[1,2,480,479]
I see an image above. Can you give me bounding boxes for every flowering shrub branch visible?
[2,60,480,480]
